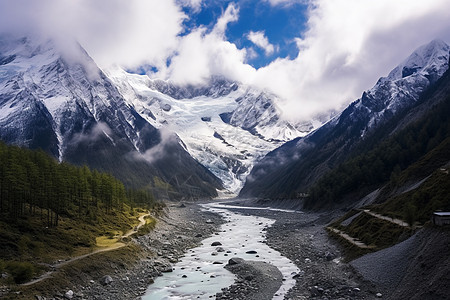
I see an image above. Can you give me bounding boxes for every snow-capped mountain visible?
[358,39,450,132]
[105,67,312,193]
[0,35,222,198]
[0,35,311,196]
[240,39,450,199]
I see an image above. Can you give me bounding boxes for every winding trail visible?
[327,227,375,249]
[363,210,409,227]
[22,212,150,286]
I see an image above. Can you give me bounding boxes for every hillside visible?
[240,39,450,203]
[0,142,161,284]
[306,67,450,209]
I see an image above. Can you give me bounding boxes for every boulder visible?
[100,275,113,286]
[162,103,171,111]
[227,257,244,266]
[64,290,74,299]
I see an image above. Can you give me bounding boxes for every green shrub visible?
[6,261,35,283]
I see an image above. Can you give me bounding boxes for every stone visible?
[100,275,113,286]
[376,292,383,298]
[195,233,203,238]
[64,290,74,299]
[325,251,335,261]
[245,250,257,254]
[211,241,222,246]
[227,257,244,266]
[310,286,323,297]
[162,103,171,111]
[213,261,223,264]
[216,247,225,252]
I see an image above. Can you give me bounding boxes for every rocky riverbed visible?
[29,203,224,300]
[30,200,384,300]
[217,201,380,300]
[26,199,449,300]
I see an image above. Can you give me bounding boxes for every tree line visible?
[0,142,158,227]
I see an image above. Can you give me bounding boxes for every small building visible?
[431,212,450,226]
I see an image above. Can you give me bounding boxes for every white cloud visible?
[178,0,203,12]
[155,0,450,122]
[155,3,255,85]
[246,47,259,61]
[264,0,307,6]
[132,127,178,164]
[247,31,277,56]
[0,0,186,70]
[213,2,240,36]
[1,0,450,123]
[252,0,450,121]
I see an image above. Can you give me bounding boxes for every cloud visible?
[178,0,203,12]
[264,0,307,6]
[1,0,450,123]
[0,0,185,70]
[154,0,450,122]
[251,0,450,121]
[247,31,277,56]
[71,122,114,145]
[155,3,255,85]
[130,127,179,164]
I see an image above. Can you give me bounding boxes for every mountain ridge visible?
[240,39,450,201]
[0,35,222,199]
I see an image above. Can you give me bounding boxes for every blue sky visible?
[181,0,308,68]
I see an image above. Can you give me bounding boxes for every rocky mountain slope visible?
[105,67,312,193]
[0,35,314,197]
[0,35,222,199]
[240,39,450,201]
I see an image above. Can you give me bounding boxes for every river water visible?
[142,202,301,299]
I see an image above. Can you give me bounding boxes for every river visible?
[142,202,301,299]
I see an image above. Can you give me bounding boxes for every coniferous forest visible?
[0,141,158,228]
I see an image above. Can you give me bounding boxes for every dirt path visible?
[363,209,409,227]
[328,227,375,249]
[22,212,150,286]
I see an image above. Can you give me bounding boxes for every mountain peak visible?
[386,39,450,82]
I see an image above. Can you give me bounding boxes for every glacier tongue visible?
[105,67,313,193]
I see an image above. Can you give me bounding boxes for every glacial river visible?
[142,202,301,299]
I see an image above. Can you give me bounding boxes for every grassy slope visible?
[0,205,153,284]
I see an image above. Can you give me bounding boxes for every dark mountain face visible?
[0,36,222,199]
[240,39,450,201]
[149,76,239,100]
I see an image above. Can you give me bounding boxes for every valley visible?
[0,8,449,300]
